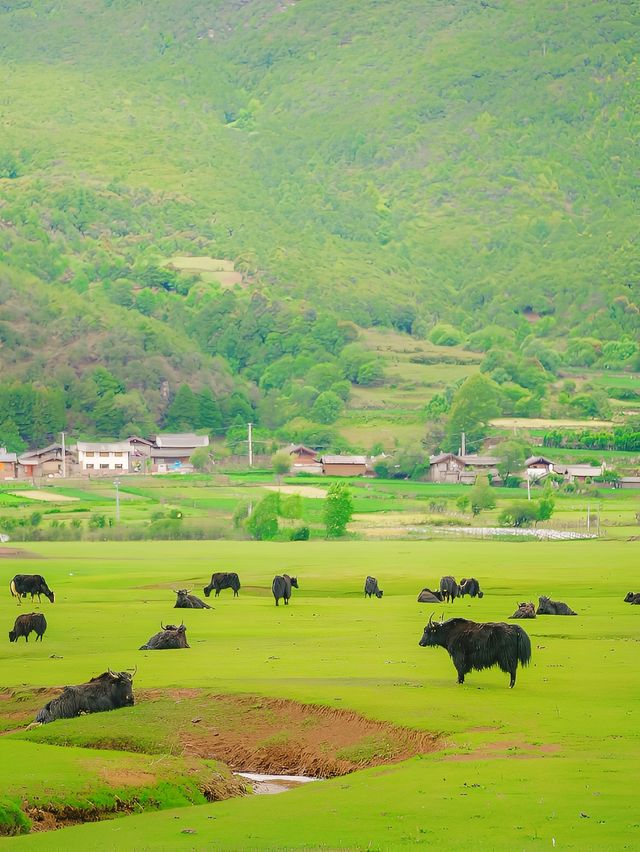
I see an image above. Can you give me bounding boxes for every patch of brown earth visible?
[0,548,42,559]
[140,691,441,778]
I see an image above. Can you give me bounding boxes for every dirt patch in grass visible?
[263,485,327,498]
[139,691,441,778]
[0,547,43,559]
[13,490,79,502]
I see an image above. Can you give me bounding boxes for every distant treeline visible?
[542,423,640,452]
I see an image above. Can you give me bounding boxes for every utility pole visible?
[248,422,253,468]
[526,471,531,501]
[114,479,121,524]
[461,431,466,456]
[61,431,66,478]
[587,502,590,533]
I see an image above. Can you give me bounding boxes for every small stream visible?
[235,772,322,795]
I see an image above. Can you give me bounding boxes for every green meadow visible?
[0,538,638,849]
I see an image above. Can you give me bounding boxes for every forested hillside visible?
[0,0,638,448]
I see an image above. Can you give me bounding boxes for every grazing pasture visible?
[0,539,638,849]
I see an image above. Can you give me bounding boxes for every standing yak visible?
[419,615,531,688]
[139,623,190,650]
[34,669,135,724]
[439,576,459,603]
[174,589,211,609]
[459,578,484,599]
[272,574,298,606]
[9,612,47,642]
[364,576,383,598]
[537,595,577,615]
[10,574,55,605]
[203,572,241,598]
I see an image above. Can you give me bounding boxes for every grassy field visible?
[0,538,638,849]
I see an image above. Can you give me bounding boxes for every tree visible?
[311,390,343,424]
[271,450,291,485]
[468,476,496,516]
[496,439,529,480]
[165,385,199,430]
[0,419,26,454]
[246,493,279,541]
[498,501,540,527]
[456,494,470,513]
[537,482,555,522]
[197,388,223,434]
[444,374,502,452]
[324,482,353,537]
[190,446,214,472]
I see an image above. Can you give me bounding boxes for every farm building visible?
[427,453,501,485]
[322,455,368,476]
[555,464,603,483]
[18,443,77,478]
[151,433,209,473]
[619,476,640,489]
[0,448,17,480]
[524,455,554,479]
[286,444,323,474]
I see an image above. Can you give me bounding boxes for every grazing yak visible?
[174,589,211,609]
[203,572,241,598]
[364,576,383,599]
[624,592,640,605]
[10,574,55,605]
[417,588,443,603]
[272,574,298,606]
[419,614,531,688]
[510,602,536,619]
[439,575,459,603]
[537,595,577,616]
[139,623,189,650]
[34,669,135,724]
[9,612,47,642]
[459,578,484,599]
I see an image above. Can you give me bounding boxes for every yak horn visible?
[108,668,119,679]
[160,622,166,630]
[428,612,434,626]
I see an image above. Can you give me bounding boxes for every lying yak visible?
[459,578,484,599]
[174,589,211,609]
[364,576,383,599]
[9,612,47,642]
[203,572,241,598]
[34,669,135,724]
[417,588,443,603]
[624,592,640,605]
[139,623,189,650]
[537,595,577,615]
[10,574,55,605]
[510,602,536,619]
[272,574,298,606]
[439,575,459,603]
[419,614,531,688]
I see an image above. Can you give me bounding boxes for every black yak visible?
[459,578,484,599]
[10,574,55,605]
[272,574,298,606]
[417,588,443,603]
[139,623,189,650]
[439,575,459,603]
[537,595,577,615]
[624,592,640,605]
[364,576,383,598]
[419,614,531,688]
[9,612,47,642]
[174,589,211,609]
[34,669,135,724]
[510,602,536,619]
[203,572,241,598]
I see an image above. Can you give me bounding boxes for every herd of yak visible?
[5,570,640,724]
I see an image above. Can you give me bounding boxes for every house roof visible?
[76,441,132,452]
[150,448,196,459]
[525,455,554,466]
[620,476,640,484]
[560,465,603,476]
[459,455,499,467]
[0,449,17,463]
[429,453,460,464]
[322,455,367,465]
[155,433,209,448]
[286,444,318,456]
[127,436,155,446]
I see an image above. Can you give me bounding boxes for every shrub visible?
[290,526,310,541]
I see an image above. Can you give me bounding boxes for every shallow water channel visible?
[235,772,322,795]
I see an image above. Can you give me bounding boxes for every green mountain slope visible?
[0,0,638,443]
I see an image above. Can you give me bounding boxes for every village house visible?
[285,444,323,474]
[150,432,209,473]
[321,455,368,477]
[0,448,18,480]
[619,476,640,489]
[76,441,132,473]
[554,463,603,484]
[523,455,554,480]
[17,443,77,479]
[427,453,502,485]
